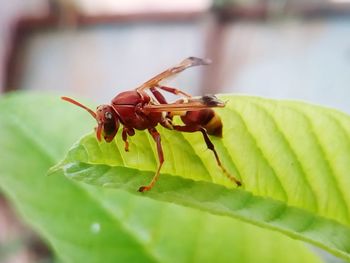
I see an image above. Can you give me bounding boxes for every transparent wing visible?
[136,57,211,91]
[142,96,225,113]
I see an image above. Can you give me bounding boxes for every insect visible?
[62,57,241,192]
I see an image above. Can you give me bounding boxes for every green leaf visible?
[54,94,350,261]
[0,92,322,263]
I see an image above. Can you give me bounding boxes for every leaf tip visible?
[47,162,63,176]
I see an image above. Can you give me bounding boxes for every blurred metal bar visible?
[4,6,205,93]
[5,0,350,93]
[201,0,350,94]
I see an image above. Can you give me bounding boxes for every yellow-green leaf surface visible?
[53,94,350,261]
[0,92,322,263]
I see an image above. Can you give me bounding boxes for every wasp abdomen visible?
[201,95,224,107]
[181,109,223,137]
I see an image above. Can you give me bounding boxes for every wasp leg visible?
[149,85,190,104]
[173,125,242,186]
[122,128,129,152]
[148,87,175,130]
[157,85,192,98]
[122,128,135,152]
[150,87,168,104]
[139,128,164,192]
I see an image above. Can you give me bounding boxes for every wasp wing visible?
[143,96,225,113]
[136,57,211,91]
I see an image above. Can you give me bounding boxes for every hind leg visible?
[173,125,241,186]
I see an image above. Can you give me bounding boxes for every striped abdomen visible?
[181,109,223,137]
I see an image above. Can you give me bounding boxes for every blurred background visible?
[1,0,350,262]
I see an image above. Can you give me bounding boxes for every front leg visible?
[122,128,129,152]
[138,128,164,192]
[122,128,135,152]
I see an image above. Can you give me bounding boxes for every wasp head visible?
[95,105,120,142]
[61,97,120,143]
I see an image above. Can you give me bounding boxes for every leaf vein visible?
[251,102,318,211]
[224,106,288,200]
[292,108,350,222]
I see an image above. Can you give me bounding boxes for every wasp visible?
[62,57,241,192]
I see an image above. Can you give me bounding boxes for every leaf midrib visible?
[64,160,350,258]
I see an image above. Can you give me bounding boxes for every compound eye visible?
[105,111,113,120]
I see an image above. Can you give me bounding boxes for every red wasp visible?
[62,57,241,192]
